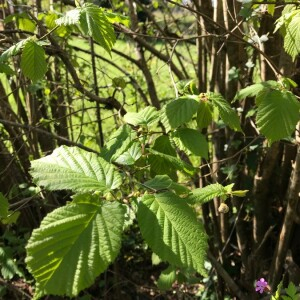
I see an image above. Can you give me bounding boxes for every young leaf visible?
[0,247,23,280]
[172,128,208,159]
[162,96,199,129]
[55,8,81,26]
[20,40,47,82]
[30,146,122,193]
[79,3,116,54]
[196,100,213,129]
[137,192,208,276]
[157,265,177,290]
[234,80,279,101]
[209,93,242,131]
[187,183,228,204]
[26,200,125,298]
[256,89,300,143]
[124,106,159,127]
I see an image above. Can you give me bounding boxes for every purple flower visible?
[255,278,268,294]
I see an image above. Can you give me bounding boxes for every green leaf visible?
[272,281,283,300]
[1,211,20,225]
[30,146,122,193]
[104,11,130,27]
[173,128,208,159]
[196,100,213,129]
[55,8,81,26]
[143,175,190,195]
[124,106,159,127]
[20,40,47,82]
[137,192,208,276]
[256,89,300,143]
[0,63,16,75]
[80,3,116,54]
[149,149,195,176]
[148,135,177,180]
[280,9,300,60]
[17,16,36,32]
[0,193,9,218]
[209,93,242,131]
[114,142,142,165]
[285,282,298,299]
[234,81,279,101]
[187,183,228,204]
[26,199,125,298]
[0,38,30,63]
[162,96,199,129]
[157,265,177,290]
[143,175,173,191]
[101,124,138,163]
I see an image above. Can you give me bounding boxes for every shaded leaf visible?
[196,100,213,129]
[20,40,47,82]
[157,265,177,290]
[209,93,242,131]
[256,89,300,143]
[0,193,9,218]
[173,128,208,158]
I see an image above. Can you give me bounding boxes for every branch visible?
[0,119,99,154]
[207,251,247,299]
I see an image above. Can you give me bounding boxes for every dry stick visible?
[90,37,104,147]
[27,11,126,116]
[0,119,99,154]
[207,251,247,299]
[0,277,32,299]
[269,145,300,291]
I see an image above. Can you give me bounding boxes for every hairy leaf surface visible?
[137,192,208,276]
[209,93,242,131]
[80,3,115,54]
[30,146,122,193]
[26,199,125,298]
[187,183,228,204]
